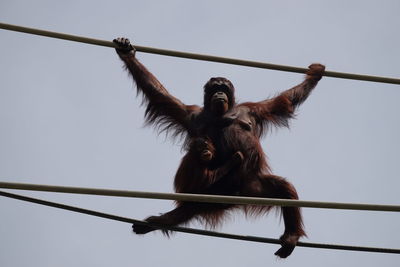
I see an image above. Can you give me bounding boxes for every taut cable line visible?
[1,181,399,212]
[1,190,399,254]
[0,22,399,85]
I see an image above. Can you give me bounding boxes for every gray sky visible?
[0,1,399,266]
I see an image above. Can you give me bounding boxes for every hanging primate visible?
[113,37,325,258]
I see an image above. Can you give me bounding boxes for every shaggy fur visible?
[113,37,325,258]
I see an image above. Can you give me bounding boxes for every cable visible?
[0,22,399,85]
[0,181,399,212]
[1,190,398,255]
[1,21,398,256]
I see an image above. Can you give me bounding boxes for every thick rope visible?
[0,181,399,212]
[0,22,399,85]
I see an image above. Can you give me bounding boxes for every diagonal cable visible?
[1,190,399,254]
[0,22,399,85]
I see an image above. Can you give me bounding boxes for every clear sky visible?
[0,1,399,266]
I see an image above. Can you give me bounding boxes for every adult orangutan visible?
[113,37,325,258]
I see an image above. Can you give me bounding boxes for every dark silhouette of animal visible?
[113,37,325,258]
